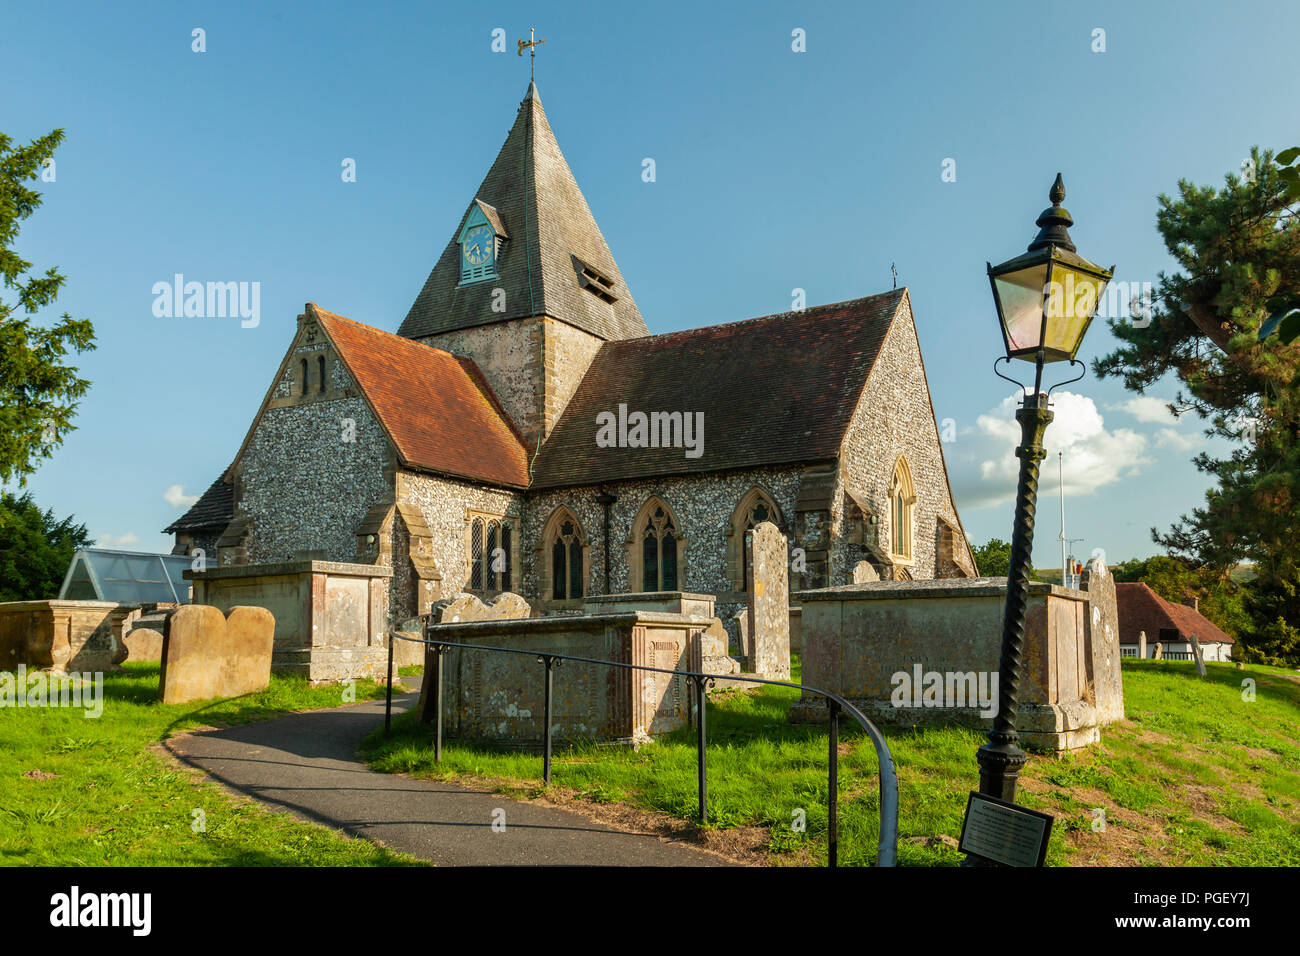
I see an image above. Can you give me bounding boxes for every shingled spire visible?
[399,83,648,342]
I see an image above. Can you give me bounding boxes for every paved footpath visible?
[165,682,727,867]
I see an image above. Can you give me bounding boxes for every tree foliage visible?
[1095,146,1300,663]
[0,128,95,485]
[0,491,92,601]
[970,538,1031,578]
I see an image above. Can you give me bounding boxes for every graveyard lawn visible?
[363,659,1300,866]
[0,662,423,866]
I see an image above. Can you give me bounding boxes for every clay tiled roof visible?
[1115,582,1234,645]
[163,475,233,533]
[399,82,649,343]
[313,304,531,489]
[529,291,906,489]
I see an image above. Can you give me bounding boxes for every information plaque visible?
[958,791,1053,867]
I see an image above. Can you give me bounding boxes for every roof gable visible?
[399,82,648,343]
[529,290,906,488]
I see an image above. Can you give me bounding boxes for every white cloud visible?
[164,483,199,509]
[1106,395,1180,425]
[1154,427,1202,451]
[98,532,140,548]
[951,390,1153,511]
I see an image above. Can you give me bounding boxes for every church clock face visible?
[463,224,494,268]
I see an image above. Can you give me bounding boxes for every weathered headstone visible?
[124,628,164,663]
[730,607,749,660]
[418,592,532,713]
[159,605,274,704]
[1138,629,1147,660]
[852,561,880,584]
[746,521,790,680]
[1080,556,1124,723]
[1188,632,1207,677]
[430,591,531,624]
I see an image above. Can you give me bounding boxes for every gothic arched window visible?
[470,517,484,590]
[890,457,916,562]
[468,514,513,593]
[300,358,309,396]
[729,488,784,591]
[631,498,682,592]
[544,509,586,601]
[317,355,326,393]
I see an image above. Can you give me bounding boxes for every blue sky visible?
[4,0,1296,569]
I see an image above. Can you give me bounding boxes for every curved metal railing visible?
[384,627,898,866]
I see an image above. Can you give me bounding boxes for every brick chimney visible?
[1182,591,1199,613]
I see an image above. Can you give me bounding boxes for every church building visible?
[167,82,976,639]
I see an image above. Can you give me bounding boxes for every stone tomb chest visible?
[187,560,391,681]
[425,610,710,746]
[791,577,1123,750]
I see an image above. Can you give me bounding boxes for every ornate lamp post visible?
[977,175,1113,804]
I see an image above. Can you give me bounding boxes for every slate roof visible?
[1115,582,1235,645]
[528,290,907,489]
[313,304,531,489]
[163,476,233,533]
[399,82,649,343]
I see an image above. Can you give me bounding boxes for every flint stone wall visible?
[237,395,392,566]
[833,297,975,582]
[159,605,274,704]
[791,578,1122,751]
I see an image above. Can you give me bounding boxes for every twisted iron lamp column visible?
[977,390,1053,803]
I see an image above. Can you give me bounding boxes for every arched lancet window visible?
[730,488,784,592]
[498,523,512,591]
[317,355,326,393]
[890,457,916,561]
[468,515,513,593]
[470,517,484,589]
[544,509,586,601]
[631,498,682,592]
[300,358,309,396]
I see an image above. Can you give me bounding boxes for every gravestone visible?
[852,561,880,584]
[1080,556,1124,723]
[431,591,531,624]
[418,592,533,713]
[746,521,790,680]
[1188,632,1207,677]
[159,605,274,704]
[124,628,164,663]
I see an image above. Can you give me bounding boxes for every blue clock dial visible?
[463,225,494,267]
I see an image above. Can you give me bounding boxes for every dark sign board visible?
[958,791,1054,867]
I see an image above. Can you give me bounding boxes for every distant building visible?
[1115,582,1234,662]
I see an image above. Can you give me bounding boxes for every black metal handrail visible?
[384,628,898,867]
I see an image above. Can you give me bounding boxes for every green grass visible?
[0,663,423,866]
[363,657,1300,866]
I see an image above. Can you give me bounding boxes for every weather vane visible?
[517,27,547,82]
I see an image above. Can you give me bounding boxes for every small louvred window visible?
[571,254,618,304]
